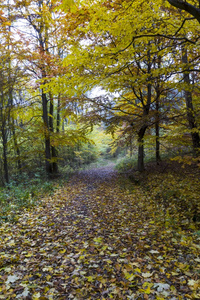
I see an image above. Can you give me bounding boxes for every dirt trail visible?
[0,165,199,299]
[73,163,118,185]
[63,164,122,234]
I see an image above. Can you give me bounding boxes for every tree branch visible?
[167,0,200,23]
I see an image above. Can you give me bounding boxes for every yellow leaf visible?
[44,286,49,293]
[87,276,94,282]
[59,249,66,254]
[25,253,33,258]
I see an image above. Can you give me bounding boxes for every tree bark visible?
[137,65,152,171]
[49,94,58,174]
[12,125,22,173]
[137,126,147,172]
[56,96,61,133]
[155,102,161,164]
[182,47,200,155]
[42,90,52,174]
[155,56,161,164]
[2,126,9,184]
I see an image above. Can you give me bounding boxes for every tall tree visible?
[0,2,26,183]
[12,0,66,175]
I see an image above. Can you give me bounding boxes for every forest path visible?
[0,165,199,299]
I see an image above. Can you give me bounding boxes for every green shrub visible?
[0,174,58,224]
[115,155,137,172]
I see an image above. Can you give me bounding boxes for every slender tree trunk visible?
[137,47,152,172]
[56,95,61,133]
[137,126,147,172]
[8,70,22,173]
[138,140,144,172]
[182,46,200,155]
[12,122,22,173]
[49,94,58,174]
[36,3,53,175]
[155,56,161,164]
[155,87,161,164]
[155,115,161,163]
[42,90,52,174]
[8,52,22,173]
[2,127,9,184]
[0,77,10,184]
[137,77,152,172]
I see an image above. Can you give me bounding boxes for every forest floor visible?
[0,162,200,299]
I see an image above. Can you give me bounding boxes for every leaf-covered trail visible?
[0,166,200,299]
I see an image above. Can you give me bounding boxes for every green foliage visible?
[58,126,115,171]
[115,155,137,172]
[88,126,114,158]
[0,175,57,224]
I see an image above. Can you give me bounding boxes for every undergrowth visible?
[116,157,200,234]
[115,155,137,171]
[0,175,60,224]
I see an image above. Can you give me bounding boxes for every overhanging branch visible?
[167,0,200,23]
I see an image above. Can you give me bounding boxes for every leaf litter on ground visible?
[0,164,200,299]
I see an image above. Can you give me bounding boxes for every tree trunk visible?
[42,90,52,174]
[12,123,22,173]
[137,66,152,172]
[155,55,161,164]
[49,94,58,174]
[2,127,9,184]
[138,140,144,172]
[137,126,147,172]
[56,96,61,133]
[155,97,161,164]
[182,47,200,155]
[37,2,53,175]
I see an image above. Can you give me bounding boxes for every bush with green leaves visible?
[115,155,137,172]
[0,174,57,224]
